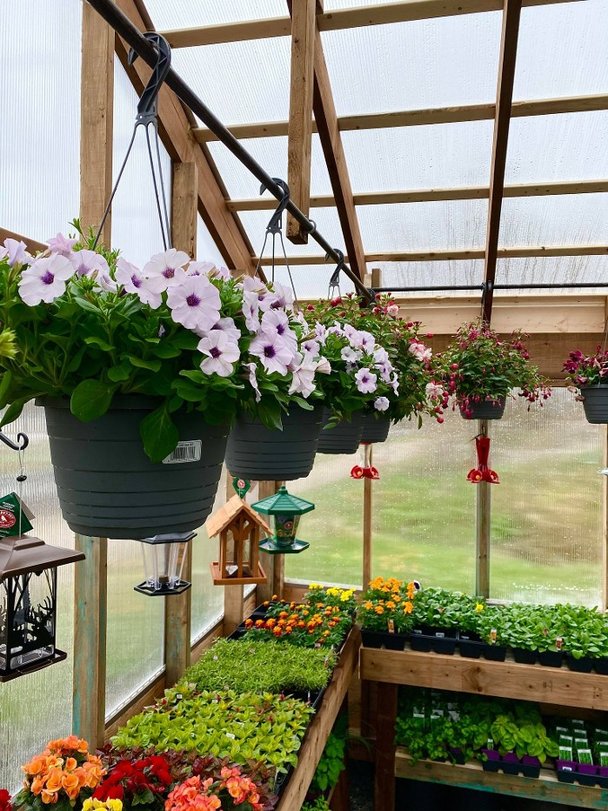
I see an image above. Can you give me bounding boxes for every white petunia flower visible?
[166,274,221,332]
[143,248,190,290]
[355,367,378,394]
[374,396,390,412]
[18,254,75,305]
[198,330,240,377]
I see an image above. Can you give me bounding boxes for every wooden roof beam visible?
[192,93,608,142]
[161,0,580,48]
[228,179,608,210]
[482,0,523,323]
[256,245,608,265]
[114,0,255,275]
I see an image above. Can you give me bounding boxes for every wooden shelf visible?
[275,626,360,810]
[360,647,608,710]
[395,751,608,809]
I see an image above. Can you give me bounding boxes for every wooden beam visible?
[114,0,255,274]
[286,0,317,243]
[482,0,523,323]
[311,24,366,280]
[256,244,608,264]
[193,93,608,142]
[0,228,46,255]
[162,0,580,48]
[227,179,608,210]
[80,2,114,247]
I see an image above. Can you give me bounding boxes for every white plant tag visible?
[162,440,202,464]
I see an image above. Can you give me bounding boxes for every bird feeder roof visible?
[252,485,315,516]
[0,535,85,581]
[205,494,272,537]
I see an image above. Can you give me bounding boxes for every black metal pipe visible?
[85,0,373,302]
[374,282,608,293]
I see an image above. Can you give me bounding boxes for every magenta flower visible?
[143,248,189,290]
[198,331,240,377]
[355,367,378,394]
[69,249,110,278]
[166,275,221,332]
[18,254,74,305]
[47,233,77,256]
[249,329,295,375]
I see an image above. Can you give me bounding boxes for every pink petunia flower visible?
[409,341,432,362]
[198,330,240,377]
[47,233,77,256]
[166,275,221,332]
[19,254,75,305]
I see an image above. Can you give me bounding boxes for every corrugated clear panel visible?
[190,469,227,642]
[284,453,363,589]
[358,201,487,253]
[506,112,608,184]
[105,541,165,719]
[496,256,608,288]
[499,194,608,249]
[208,135,332,200]
[322,13,501,115]
[272,264,356,299]
[197,215,226,266]
[369,260,484,291]
[371,409,476,592]
[515,0,608,99]
[239,207,345,258]
[491,390,603,606]
[342,123,494,192]
[146,0,285,30]
[169,39,291,125]
[112,58,173,266]
[0,403,74,791]
[0,0,81,241]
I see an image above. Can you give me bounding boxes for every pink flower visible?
[47,233,77,256]
[386,304,399,317]
[69,249,110,278]
[143,248,189,290]
[166,275,221,332]
[355,367,377,394]
[374,396,390,412]
[115,258,163,308]
[408,341,432,362]
[198,330,240,377]
[18,254,74,305]
[249,329,295,375]
[426,381,444,400]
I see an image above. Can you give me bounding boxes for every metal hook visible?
[128,32,172,123]
[0,430,29,452]
[327,249,345,299]
[260,178,290,234]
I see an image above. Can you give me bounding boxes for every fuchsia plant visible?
[563,347,608,391]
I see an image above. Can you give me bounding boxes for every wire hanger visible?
[93,32,173,251]
[254,178,299,306]
[0,430,28,452]
[327,249,345,299]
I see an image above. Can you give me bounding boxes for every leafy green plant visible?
[490,704,558,763]
[178,638,335,695]
[311,716,348,793]
[301,799,331,811]
[111,690,313,776]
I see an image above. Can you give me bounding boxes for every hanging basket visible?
[317,409,364,455]
[580,386,608,424]
[459,397,506,421]
[360,414,391,444]
[225,404,323,481]
[38,397,228,539]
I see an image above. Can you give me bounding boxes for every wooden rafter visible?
[227,179,608,210]
[0,227,46,254]
[114,0,256,274]
[161,0,580,48]
[192,93,608,142]
[256,245,608,265]
[482,0,523,323]
[286,0,318,242]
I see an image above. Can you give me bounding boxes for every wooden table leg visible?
[329,767,350,811]
[374,681,398,811]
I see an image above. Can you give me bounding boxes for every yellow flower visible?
[83,800,123,811]
[403,601,413,614]
[475,603,485,612]
[364,601,373,610]
[309,583,322,590]
[340,590,354,601]
[386,601,396,610]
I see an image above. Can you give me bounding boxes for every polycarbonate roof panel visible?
[515,1,608,99]
[146,0,285,30]
[357,201,487,253]
[238,207,345,259]
[496,256,608,288]
[321,13,501,116]
[506,112,608,184]
[273,264,357,300]
[499,194,608,249]
[208,135,333,200]
[371,260,484,291]
[342,122,494,192]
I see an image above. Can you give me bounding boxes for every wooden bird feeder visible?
[205,495,269,585]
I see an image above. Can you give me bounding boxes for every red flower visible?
[0,789,12,811]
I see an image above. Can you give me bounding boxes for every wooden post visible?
[373,681,398,811]
[73,535,108,747]
[73,4,114,744]
[164,162,199,686]
[223,584,245,636]
[286,0,318,243]
[363,445,373,589]
[475,419,491,597]
[257,481,284,601]
[603,423,608,611]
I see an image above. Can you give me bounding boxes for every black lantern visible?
[0,534,84,681]
[134,531,195,596]
[252,486,315,554]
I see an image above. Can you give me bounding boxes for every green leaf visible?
[127,355,162,372]
[73,295,100,314]
[0,397,27,427]
[0,370,13,405]
[70,379,115,421]
[140,404,179,462]
[84,336,114,352]
[107,363,131,382]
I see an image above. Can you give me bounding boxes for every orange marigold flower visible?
[255,619,264,627]
[244,618,253,628]
[375,606,385,615]
[279,611,289,619]
[386,601,396,610]
[403,601,413,614]
[266,618,276,628]
[272,627,282,637]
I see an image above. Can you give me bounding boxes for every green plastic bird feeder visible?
[251,485,315,554]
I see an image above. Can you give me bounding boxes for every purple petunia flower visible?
[47,233,77,256]
[249,329,296,375]
[69,249,110,278]
[374,396,390,412]
[4,238,31,267]
[198,330,240,377]
[115,258,163,309]
[166,275,221,332]
[355,367,378,394]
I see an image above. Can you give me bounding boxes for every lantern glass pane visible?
[140,541,189,591]
[1,570,57,676]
